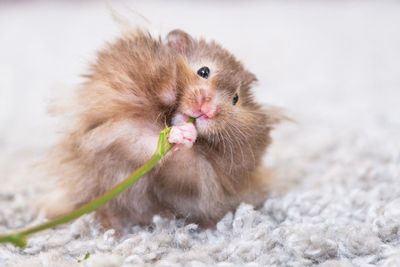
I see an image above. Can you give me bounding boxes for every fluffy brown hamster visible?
[41,29,282,231]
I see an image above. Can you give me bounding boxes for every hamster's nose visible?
[193,91,216,118]
[200,99,216,118]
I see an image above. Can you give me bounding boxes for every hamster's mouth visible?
[193,114,211,131]
[195,114,209,120]
[174,110,213,133]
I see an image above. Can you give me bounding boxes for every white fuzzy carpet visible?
[1,1,400,266]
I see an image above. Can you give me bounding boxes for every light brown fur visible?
[41,29,282,231]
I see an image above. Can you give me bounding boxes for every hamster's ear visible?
[166,29,193,51]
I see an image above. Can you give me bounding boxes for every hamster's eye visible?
[197,66,210,79]
[232,93,239,105]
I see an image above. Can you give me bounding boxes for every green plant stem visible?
[0,118,195,248]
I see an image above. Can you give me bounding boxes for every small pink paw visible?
[169,123,197,150]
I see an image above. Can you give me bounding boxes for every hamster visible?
[41,29,282,231]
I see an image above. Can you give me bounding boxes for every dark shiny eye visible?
[197,66,210,79]
[232,93,239,105]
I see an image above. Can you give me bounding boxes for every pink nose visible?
[200,100,216,118]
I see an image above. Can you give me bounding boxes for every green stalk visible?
[0,118,195,248]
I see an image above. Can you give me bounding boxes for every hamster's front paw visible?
[169,123,197,150]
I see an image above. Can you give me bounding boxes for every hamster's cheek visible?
[159,90,176,106]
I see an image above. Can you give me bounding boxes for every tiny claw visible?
[171,144,180,152]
